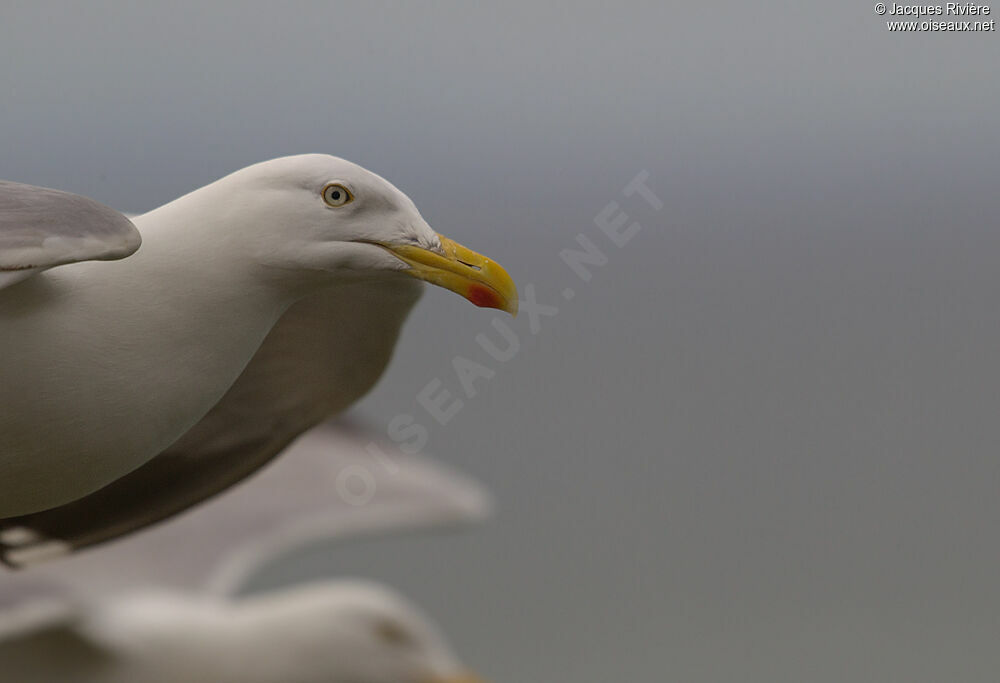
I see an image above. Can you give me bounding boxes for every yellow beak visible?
[377,233,518,316]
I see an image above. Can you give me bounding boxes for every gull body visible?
[1,194,298,514]
[0,282,422,561]
[0,155,516,517]
[106,583,468,683]
[0,582,475,683]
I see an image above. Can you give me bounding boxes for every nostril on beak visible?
[456,259,481,271]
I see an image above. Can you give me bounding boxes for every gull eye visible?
[322,183,353,207]
[374,619,415,647]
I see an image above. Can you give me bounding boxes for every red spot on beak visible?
[467,283,502,310]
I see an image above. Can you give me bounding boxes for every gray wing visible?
[0,181,141,287]
[8,422,492,596]
[0,279,422,562]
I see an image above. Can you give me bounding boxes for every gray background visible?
[3,2,1000,680]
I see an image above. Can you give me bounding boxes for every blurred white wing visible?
[0,580,80,642]
[19,422,492,596]
[0,580,116,682]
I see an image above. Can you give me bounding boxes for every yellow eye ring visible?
[322,183,354,207]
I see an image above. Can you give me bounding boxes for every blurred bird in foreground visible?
[0,154,516,555]
[0,424,492,683]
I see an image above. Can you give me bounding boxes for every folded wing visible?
[0,181,141,289]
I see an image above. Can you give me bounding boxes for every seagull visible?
[0,155,517,519]
[0,424,492,683]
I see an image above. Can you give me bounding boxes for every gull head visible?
[238,580,488,683]
[206,154,517,315]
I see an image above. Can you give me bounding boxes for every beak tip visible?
[467,283,518,317]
